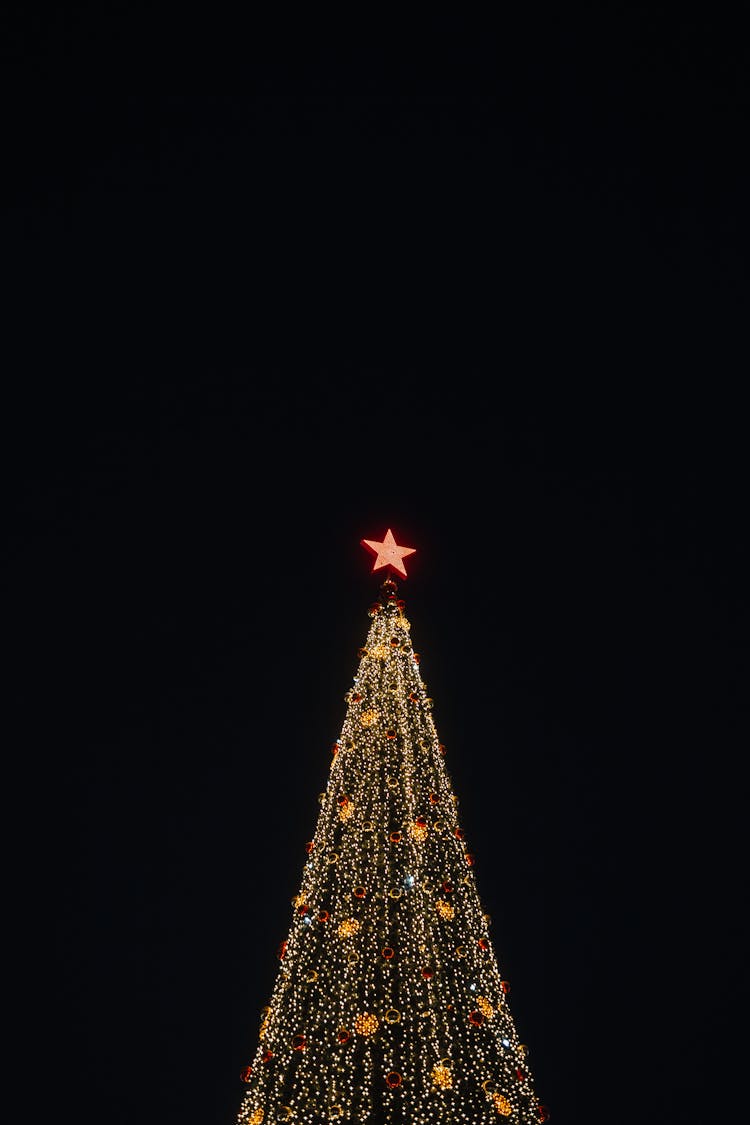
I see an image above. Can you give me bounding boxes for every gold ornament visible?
[354,1011,379,1036]
[338,918,361,938]
[360,709,378,727]
[477,996,494,1020]
[249,1110,264,1125]
[431,1063,453,1089]
[493,1093,512,1116]
[338,799,354,822]
[435,899,455,920]
[410,819,428,841]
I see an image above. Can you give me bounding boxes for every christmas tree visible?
[236,531,549,1125]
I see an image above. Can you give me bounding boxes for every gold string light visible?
[235,574,545,1125]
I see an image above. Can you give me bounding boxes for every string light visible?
[235,579,546,1125]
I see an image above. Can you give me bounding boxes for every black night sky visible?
[4,13,748,1125]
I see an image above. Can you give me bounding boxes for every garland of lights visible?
[236,533,549,1125]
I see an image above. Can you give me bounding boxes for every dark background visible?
[3,11,748,1125]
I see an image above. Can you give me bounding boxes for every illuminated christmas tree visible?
[236,531,549,1125]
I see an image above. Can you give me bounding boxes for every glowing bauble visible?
[354,1012,379,1036]
[493,1093,512,1116]
[431,1063,453,1089]
[338,918,360,938]
[477,996,494,1019]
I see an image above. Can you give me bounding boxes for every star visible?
[360,529,416,578]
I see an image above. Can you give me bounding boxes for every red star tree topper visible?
[360,528,416,579]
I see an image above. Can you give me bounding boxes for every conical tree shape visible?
[237,578,547,1125]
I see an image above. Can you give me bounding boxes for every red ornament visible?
[382,947,395,960]
[415,816,427,827]
[297,904,309,916]
[305,841,314,854]
[292,1034,307,1051]
[389,637,399,648]
[537,1107,551,1122]
[239,1066,252,1082]
[385,1072,403,1089]
[439,743,447,755]
[317,910,329,923]
[353,886,367,899]
[478,938,489,952]
[385,729,396,740]
[422,967,434,980]
[261,1049,273,1064]
[278,940,288,960]
[360,529,416,579]
[338,1029,350,1044]
[500,980,510,994]
[465,853,476,867]
[408,691,419,702]
[442,881,454,894]
[331,744,339,756]
[516,1067,527,1082]
[369,602,381,616]
[429,792,439,804]
[454,828,465,840]
[413,653,420,664]
[390,831,402,843]
[469,1010,485,1026]
[352,693,362,703]
[397,599,406,610]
